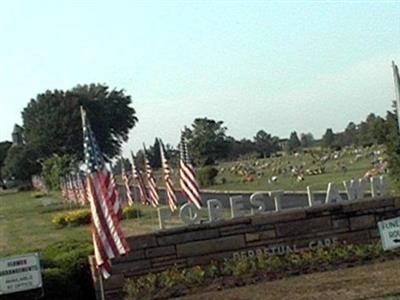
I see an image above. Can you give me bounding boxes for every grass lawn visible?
[150,145,391,192]
[0,191,231,257]
[211,149,383,191]
[181,259,400,300]
[0,191,92,256]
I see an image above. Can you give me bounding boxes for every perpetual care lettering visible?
[232,237,339,260]
[158,175,389,227]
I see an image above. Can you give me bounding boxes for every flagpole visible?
[392,61,400,132]
[98,273,106,300]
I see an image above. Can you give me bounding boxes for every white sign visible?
[378,217,400,251]
[0,253,42,295]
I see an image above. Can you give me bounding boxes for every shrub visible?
[124,243,395,300]
[32,191,46,198]
[53,207,142,227]
[197,166,218,187]
[122,206,143,219]
[1,145,41,182]
[40,240,95,300]
[41,154,77,190]
[52,209,91,227]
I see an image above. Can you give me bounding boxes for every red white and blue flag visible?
[76,172,88,206]
[81,107,129,279]
[143,145,159,207]
[130,151,149,205]
[179,131,202,209]
[121,158,134,206]
[159,139,177,211]
[109,167,123,220]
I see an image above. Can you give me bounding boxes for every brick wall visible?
[90,196,400,300]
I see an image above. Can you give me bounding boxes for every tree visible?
[253,130,280,158]
[287,131,301,152]
[145,138,161,169]
[162,143,179,167]
[112,157,132,175]
[2,145,41,182]
[0,141,12,182]
[184,118,231,165]
[322,128,335,148]
[42,154,77,190]
[300,133,314,148]
[22,84,137,161]
[385,105,400,191]
[134,149,146,171]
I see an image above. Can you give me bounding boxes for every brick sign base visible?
[89,196,400,300]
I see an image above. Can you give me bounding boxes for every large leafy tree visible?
[184,118,231,165]
[1,145,41,181]
[300,133,314,148]
[0,141,12,181]
[145,138,162,169]
[322,128,335,148]
[385,103,400,191]
[253,130,280,158]
[287,131,301,152]
[22,84,137,161]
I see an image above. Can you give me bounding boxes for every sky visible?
[0,0,399,156]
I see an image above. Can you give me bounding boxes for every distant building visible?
[12,124,24,145]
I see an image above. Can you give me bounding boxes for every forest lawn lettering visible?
[158,175,388,228]
[233,237,338,260]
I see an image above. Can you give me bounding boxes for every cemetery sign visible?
[0,253,42,295]
[378,217,400,251]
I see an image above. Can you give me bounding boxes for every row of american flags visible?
[60,136,199,213]
[69,107,202,278]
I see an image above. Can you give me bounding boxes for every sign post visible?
[378,217,400,251]
[0,253,43,296]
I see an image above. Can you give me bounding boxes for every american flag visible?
[109,167,123,220]
[179,131,202,209]
[67,175,79,205]
[130,151,149,205]
[159,139,177,211]
[143,145,159,207]
[60,177,68,203]
[76,172,88,206]
[81,107,129,279]
[121,158,134,206]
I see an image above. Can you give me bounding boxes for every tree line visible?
[137,112,391,169]
[0,82,397,189]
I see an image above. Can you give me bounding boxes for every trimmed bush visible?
[197,166,219,187]
[3,240,95,300]
[52,209,91,227]
[31,191,47,198]
[122,206,143,219]
[52,206,142,227]
[40,240,95,300]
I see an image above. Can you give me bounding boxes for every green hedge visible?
[40,240,95,300]
[52,206,142,227]
[2,240,95,300]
